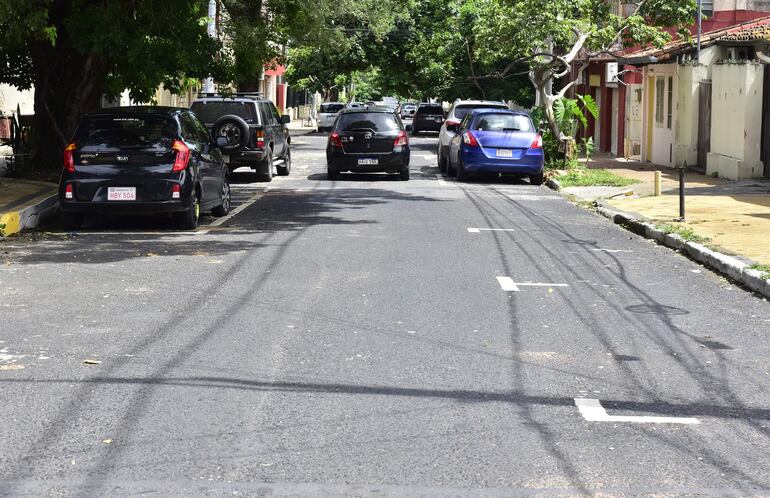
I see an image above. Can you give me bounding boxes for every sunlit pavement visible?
[1,133,769,496]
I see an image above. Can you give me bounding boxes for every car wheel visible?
[399,168,410,181]
[212,175,231,217]
[530,170,545,186]
[437,145,447,173]
[317,127,323,133]
[213,114,250,152]
[260,152,273,182]
[446,154,456,177]
[59,211,83,230]
[276,148,291,176]
[180,189,201,230]
[457,157,469,182]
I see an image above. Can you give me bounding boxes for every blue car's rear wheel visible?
[530,170,544,186]
[456,157,469,182]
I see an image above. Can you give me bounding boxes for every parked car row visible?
[59,93,293,230]
[318,98,544,185]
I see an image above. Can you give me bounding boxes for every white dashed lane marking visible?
[497,277,570,292]
[575,398,700,425]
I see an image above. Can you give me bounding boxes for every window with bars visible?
[655,77,665,125]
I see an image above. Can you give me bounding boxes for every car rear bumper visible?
[327,148,409,172]
[59,199,190,215]
[461,149,544,174]
[225,149,265,166]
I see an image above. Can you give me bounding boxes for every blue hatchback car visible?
[446,109,544,184]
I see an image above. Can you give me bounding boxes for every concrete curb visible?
[546,177,561,191]
[0,192,58,236]
[593,200,770,299]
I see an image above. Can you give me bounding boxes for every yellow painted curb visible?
[0,211,21,236]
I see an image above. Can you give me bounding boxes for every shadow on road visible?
[4,187,447,265]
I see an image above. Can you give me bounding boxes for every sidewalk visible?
[0,178,58,236]
[563,154,770,266]
[287,119,317,136]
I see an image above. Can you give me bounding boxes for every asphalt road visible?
[1,132,770,496]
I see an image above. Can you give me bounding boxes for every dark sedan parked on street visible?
[59,107,231,230]
[411,103,445,134]
[326,107,411,180]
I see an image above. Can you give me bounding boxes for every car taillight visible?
[255,129,265,150]
[394,130,408,146]
[463,131,479,147]
[64,184,73,199]
[172,140,190,172]
[172,184,181,199]
[329,131,343,148]
[530,134,543,149]
[445,119,460,127]
[63,142,76,172]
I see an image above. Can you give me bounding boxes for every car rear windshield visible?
[454,104,508,120]
[416,105,443,114]
[473,114,534,132]
[190,101,258,124]
[336,113,400,132]
[75,115,178,151]
[320,103,345,113]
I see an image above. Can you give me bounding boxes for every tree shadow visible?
[5,186,447,265]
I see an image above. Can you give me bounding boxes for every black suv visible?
[190,93,291,181]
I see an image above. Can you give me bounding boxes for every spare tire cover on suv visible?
[213,114,250,152]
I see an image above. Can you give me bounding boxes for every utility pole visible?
[203,0,217,93]
[696,0,702,63]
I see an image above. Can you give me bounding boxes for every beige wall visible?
[674,64,708,168]
[707,62,765,179]
[0,85,34,115]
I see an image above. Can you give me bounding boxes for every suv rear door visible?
[259,102,285,158]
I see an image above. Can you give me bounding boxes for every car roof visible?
[339,107,396,114]
[321,101,345,105]
[468,108,527,116]
[192,96,268,104]
[87,106,185,117]
[453,100,507,107]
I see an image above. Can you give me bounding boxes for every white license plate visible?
[358,158,379,165]
[107,187,136,201]
[434,117,443,122]
[495,149,513,158]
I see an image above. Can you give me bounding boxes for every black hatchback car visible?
[58,107,231,230]
[326,108,411,180]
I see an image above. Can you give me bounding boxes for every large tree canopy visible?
[0,0,402,170]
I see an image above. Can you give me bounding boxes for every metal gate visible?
[762,66,770,178]
[697,80,711,171]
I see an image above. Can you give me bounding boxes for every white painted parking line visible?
[497,277,519,292]
[575,398,700,424]
[497,277,569,292]
[436,177,447,186]
[467,228,515,233]
[208,187,270,227]
[516,282,569,288]
[591,249,634,253]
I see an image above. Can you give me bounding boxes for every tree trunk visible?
[29,38,106,171]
